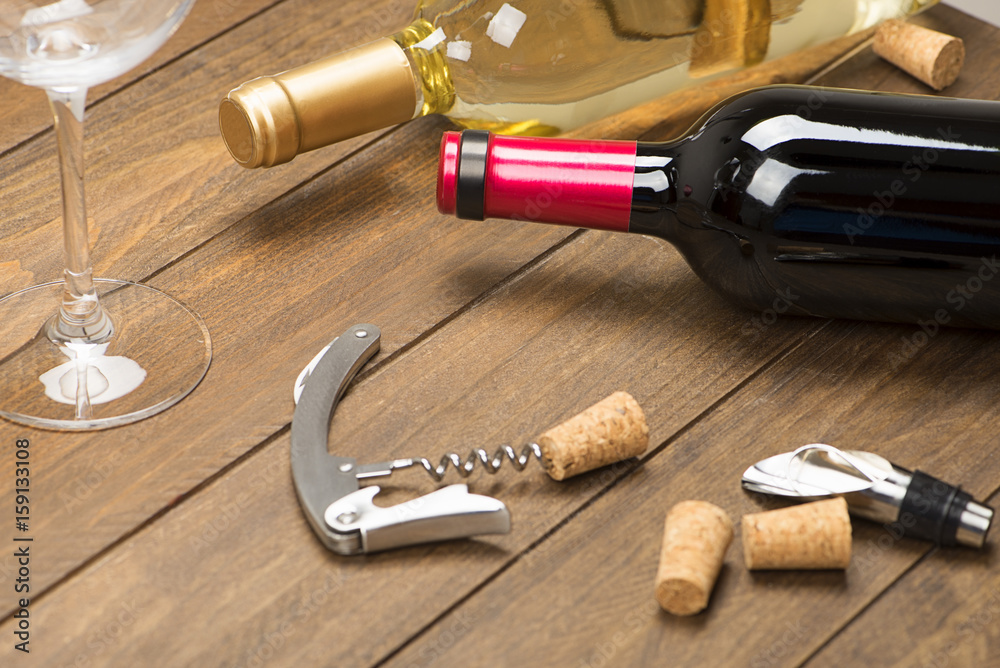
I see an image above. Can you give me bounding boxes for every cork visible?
[873,19,965,90]
[536,391,648,481]
[655,501,734,616]
[742,498,852,570]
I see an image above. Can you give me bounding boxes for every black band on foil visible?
[456,130,489,221]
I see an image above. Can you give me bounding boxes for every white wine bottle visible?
[219,0,938,168]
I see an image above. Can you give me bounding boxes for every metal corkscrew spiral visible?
[414,443,543,482]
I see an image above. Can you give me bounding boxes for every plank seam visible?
[0,225,585,622]
[372,318,832,667]
[797,486,1000,667]
[0,423,291,623]
[139,122,406,285]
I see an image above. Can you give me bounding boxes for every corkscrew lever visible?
[290,324,510,556]
[741,444,993,548]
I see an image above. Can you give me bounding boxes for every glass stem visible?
[46,87,113,344]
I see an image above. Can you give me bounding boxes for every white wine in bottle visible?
[219,0,938,168]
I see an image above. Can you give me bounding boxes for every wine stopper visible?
[290,324,647,555]
[741,444,994,548]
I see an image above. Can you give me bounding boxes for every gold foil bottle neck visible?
[219,38,419,168]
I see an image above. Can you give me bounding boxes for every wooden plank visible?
[0,0,413,297]
[0,110,575,615]
[0,0,282,157]
[0,226,819,664]
[382,319,1000,668]
[0,0,858,615]
[366,7,1000,666]
[0,3,993,666]
[815,4,1000,98]
[805,488,1000,667]
[0,0,833,624]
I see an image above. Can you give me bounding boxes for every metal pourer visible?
[742,444,993,548]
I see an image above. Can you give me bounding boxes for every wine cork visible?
[873,20,965,90]
[536,391,648,481]
[742,498,852,570]
[655,501,734,616]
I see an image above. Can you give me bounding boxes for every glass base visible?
[0,279,211,430]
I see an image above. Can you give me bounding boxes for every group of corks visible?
[534,393,855,618]
[655,497,852,616]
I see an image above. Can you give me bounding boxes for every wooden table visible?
[2,3,999,666]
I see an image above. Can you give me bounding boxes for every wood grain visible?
[0,3,997,668]
[0,227,818,666]
[0,0,850,615]
[817,3,1000,98]
[0,0,414,297]
[0,0,282,157]
[0,110,576,615]
[806,489,1000,667]
[384,319,1000,668]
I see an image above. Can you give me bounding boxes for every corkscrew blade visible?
[742,444,994,548]
[290,324,511,555]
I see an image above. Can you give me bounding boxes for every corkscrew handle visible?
[290,324,511,556]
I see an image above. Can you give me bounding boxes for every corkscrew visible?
[290,324,648,555]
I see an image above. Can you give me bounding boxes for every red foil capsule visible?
[437,131,637,232]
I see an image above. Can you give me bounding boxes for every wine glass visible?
[0,0,211,430]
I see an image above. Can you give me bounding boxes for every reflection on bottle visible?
[38,342,146,419]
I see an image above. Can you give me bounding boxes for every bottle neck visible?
[221,34,425,168]
[628,142,681,237]
[391,19,456,117]
[438,131,681,235]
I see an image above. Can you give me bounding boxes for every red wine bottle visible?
[437,85,1000,328]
